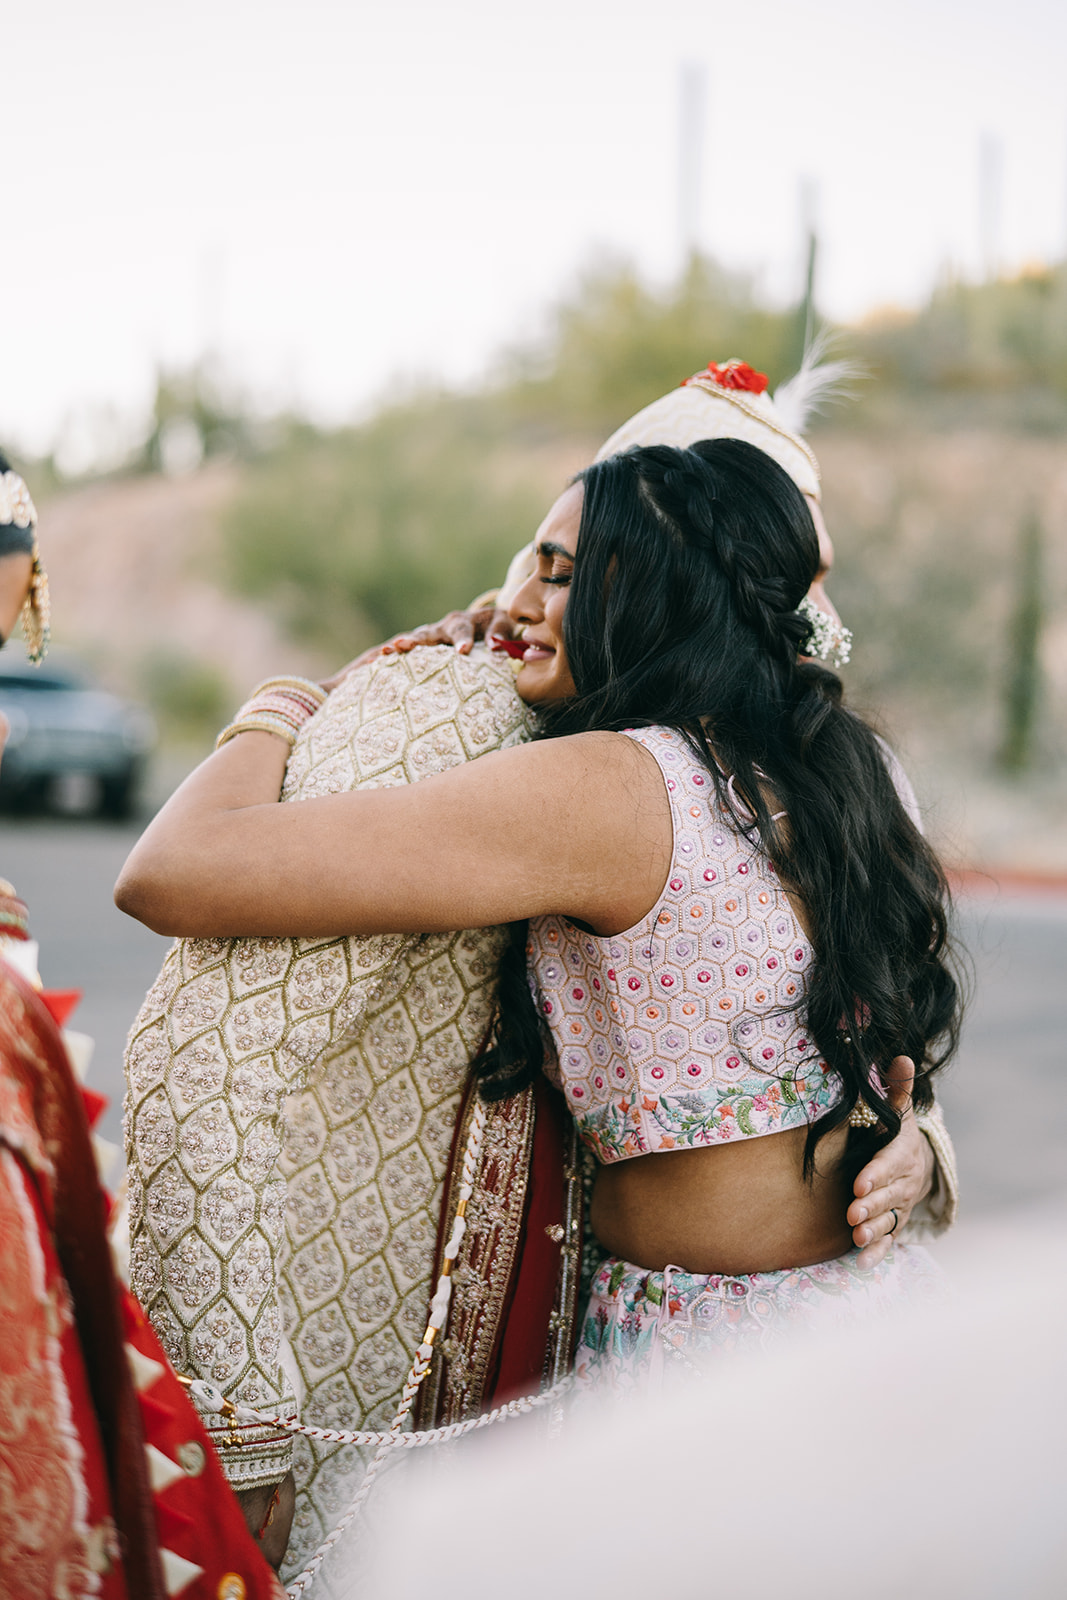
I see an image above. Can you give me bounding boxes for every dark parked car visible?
[0,646,156,818]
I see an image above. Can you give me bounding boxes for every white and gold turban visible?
[495,354,842,605]
[594,358,822,500]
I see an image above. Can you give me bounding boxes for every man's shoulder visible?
[285,645,532,798]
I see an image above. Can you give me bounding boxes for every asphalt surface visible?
[4,817,173,1149]
[4,815,1066,1216]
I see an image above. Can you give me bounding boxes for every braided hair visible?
[474,439,960,1174]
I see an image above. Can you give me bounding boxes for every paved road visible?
[941,888,1067,1214]
[4,817,1065,1214]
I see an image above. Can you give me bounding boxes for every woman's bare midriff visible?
[589,1121,854,1277]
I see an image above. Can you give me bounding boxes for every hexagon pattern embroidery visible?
[529,725,841,1162]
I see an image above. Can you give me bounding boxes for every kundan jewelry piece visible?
[0,468,50,663]
[848,1099,881,1129]
[798,594,852,668]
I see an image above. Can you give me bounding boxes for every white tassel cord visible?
[189,1373,574,1455]
[279,1376,572,1587]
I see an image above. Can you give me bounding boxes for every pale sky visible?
[5,0,1066,463]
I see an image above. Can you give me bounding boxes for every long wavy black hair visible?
[474,438,961,1171]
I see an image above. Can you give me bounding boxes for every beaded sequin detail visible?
[575,1244,944,1392]
[529,726,842,1163]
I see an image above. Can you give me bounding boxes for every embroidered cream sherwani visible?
[123,645,531,1578]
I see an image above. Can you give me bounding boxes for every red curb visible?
[949,867,1067,897]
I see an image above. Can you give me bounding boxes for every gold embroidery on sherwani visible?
[546,1119,584,1389]
[416,1081,536,1426]
[123,645,531,1581]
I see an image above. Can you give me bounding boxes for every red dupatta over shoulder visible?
[0,958,284,1600]
[416,1074,582,1427]
[0,959,161,1598]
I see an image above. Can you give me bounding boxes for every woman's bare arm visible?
[115,728,672,941]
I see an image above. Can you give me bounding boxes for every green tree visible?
[223,397,549,661]
[856,263,1067,415]
[142,362,257,474]
[500,254,801,435]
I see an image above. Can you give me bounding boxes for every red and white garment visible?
[0,951,283,1600]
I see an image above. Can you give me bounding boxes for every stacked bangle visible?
[215,676,327,751]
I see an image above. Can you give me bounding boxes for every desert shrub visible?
[141,650,232,742]
[223,397,550,660]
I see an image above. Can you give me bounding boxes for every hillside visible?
[29,423,1067,878]
[38,462,331,706]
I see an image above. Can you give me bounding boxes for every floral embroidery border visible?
[417,1083,535,1426]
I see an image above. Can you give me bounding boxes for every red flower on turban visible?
[683,359,769,395]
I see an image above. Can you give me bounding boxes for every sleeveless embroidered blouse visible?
[527,725,843,1164]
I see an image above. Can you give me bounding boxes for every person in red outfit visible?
[0,461,284,1600]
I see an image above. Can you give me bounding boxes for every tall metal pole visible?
[677,62,707,267]
[796,176,819,362]
[979,130,1002,282]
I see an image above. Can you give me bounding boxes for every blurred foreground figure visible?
[356,1221,1067,1600]
[121,361,958,1587]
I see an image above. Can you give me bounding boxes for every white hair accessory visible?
[798,595,852,668]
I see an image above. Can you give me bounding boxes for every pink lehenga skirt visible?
[575,1243,943,1392]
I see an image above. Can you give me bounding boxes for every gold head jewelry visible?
[0,469,50,663]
